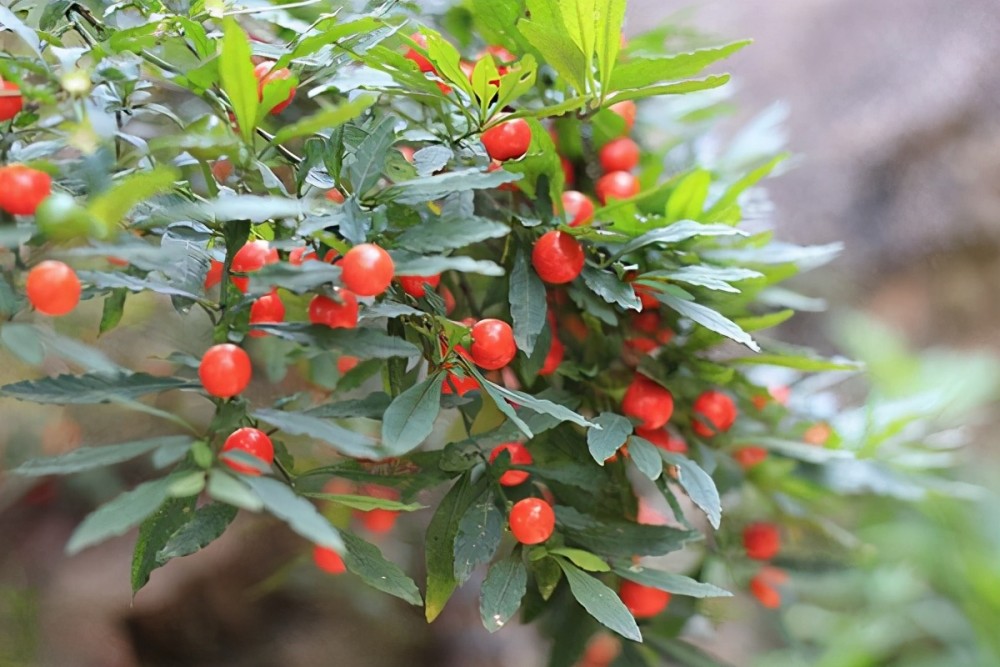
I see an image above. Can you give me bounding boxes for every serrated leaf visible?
[555,506,699,558]
[613,564,731,598]
[382,373,445,455]
[243,476,343,551]
[341,531,422,605]
[425,474,486,622]
[587,413,633,463]
[661,452,722,529]
[381,168,520,204]
[254,324,421,358]
[413,145,454,177]
[627,436,664,481]
[557,559,641,642]
[549,547,610,572]
[271,95,377,144]
[396,209,509,253]
[510,249,547,354]
[393,254,504,277]
[453,489,504,583]
[219,18,259,143]
[253,408,379,458]
[305,392,392,419]
[581,266,641,311]
[0,372,197,404]
[656,292,760,353]
[67,477,173,554]
[480,556,528,632]
[156,502,238,565]
[349,115,397,196]
[13,435,193,477]
[132,496,196,594]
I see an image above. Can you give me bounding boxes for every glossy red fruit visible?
[509,497,555,545]
[313,545,346,575]
[609,100,637,131]
[489,443,533,486]
[230,240,278,293]
[733,446,768,469]
[221,427,273,475]
[599,137,640,172]
[325,189,345,204]
[308,290,359,329]
[248,290,285,337]
[26,261,80,316]
[199,344,252,398]
[481,118,532,162]
[337,355,359,374]
[253,61,295,115]
[619,580,671,618]
[404,33,435,73]
[562,190,594,227]
[692,390,737,437]
[595,170,640,204]
[635,427,687,454]
[0,165,52,216]
[622,374,674,430]
[0,80,24,121]
[204,260,224,289]
[532,231,584,284]
[470,318,516,370]
[340,243,394,296]
[539,337,565,376]
[749,575,782,609]
[743,522,781,560]
[398,274,441,298]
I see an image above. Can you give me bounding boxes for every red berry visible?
[248,290,285,337]
[221,427,273,476]
[253,61,296,115]
[340,243,394,297]
[398,146,416,163]
[25,260,80,316]
[337,355,359,374]
[622,374,673,430]
[308,291,359,329]
[204,260,224,289]
[803,422,832,446]
[599,138,640,172]
[398,274,441,298]
[560,156,575,186]
[509,497,555,545]
[562,190,594,227]
[481,118,532,162]
[489,443,533,486]
[0,80,24,121]
[733,446,768,469]
[440,286,456,314]
[749,575,782,609]
[470,318,516,370]
[595,171,640,204]
[0,165,52,216]
[532,230,584,284]
[199,343,252,398]
[635,427,687,454]
[692,390,737,437]
[325,189,345,204]
[609,100,637,132]
[618,580,671,618]
[442,370,479,396]
[539,336,564,376]
[743,522,781,560]
[313,545,346,575]
[230,240,278,293]
[404,33,435,73]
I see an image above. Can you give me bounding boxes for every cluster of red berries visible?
[743,521,785,608]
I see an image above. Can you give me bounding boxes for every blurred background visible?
[2,1,1000,666]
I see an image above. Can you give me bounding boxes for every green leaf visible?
[271,95,377,145]
[557,559,641,642]
[613,221,747,257]
[627,436,664,481]
[581,266,640,311]
[595,0,626,94]
[341,531,423,605]
[652,638,737,667]
[89,166,179,230]
[253,408,379,459]
[156,502,238,565]
[548,547,610,572]
[13,435,193,477]
[473,371,534,438]
[305,392,393,419]
[656,292,760,353]
[0,372,198,404]
[392,254,504,277]
[381,168,520,204]
[1,322,42,364]
[665,169,712,222]
[480,556,528,632]
[412,145,454,177]
[518,0,588,94]
[132,496,197,595]
[396,192,509,252]
[532,556,563,601]
[608,75,731,104]
[177,195,307,224]
[425,474,486,622]
[2,323,122,374]
[454,489,504,583]
[422,30,476,97]
[206,470,263,511]
[661,453,722,529]
[0,5,42,57]
[247,261,342,296]
[644,266,762,294]
[255,324,421,358]
[485,381,596,429]
[78,270,202,301]
[67,477,174,554]
[242,476,343,551]
[609,41,750,91]
[705,153,788,219]
[302,493,426,513]
[556,506,699,558]
[100,288,127,334]
[382,373,445,455]
[730,350,861,372]
[613,564,731,598]
[348,116,397,196]
[509,248,547,354]
[739,437,854,464]
[219,18,259,143]
[587,412,633,463]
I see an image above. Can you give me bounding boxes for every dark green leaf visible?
[656,292,760,353]
[341,531,423,605]
[480,556,528,632]
[255,324,421,358]
[219,18,259,143]
[661,452,722,529]
[132,496,197,594]
[382,373,445,455]
[485,381,596,429]
[426,475,484,621]
[305,393,392,419]
[557,559,641,642]
[581,267,641,311]
[613,564,731,599]
[13,435,193,477]
[510,249,547,354]
[587,413,633,463]
[381,168,520,204]
[1,372,197,404]
[156,502,238,565]
[243,476,343,551]
[454,489,504,583]
[349,115,397,196]
[67,477,173,554]
[556,506,700,558]
[253,408,380,458]
[548,547,610,572]
[100,288,127,334]
[627,436,664,481]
